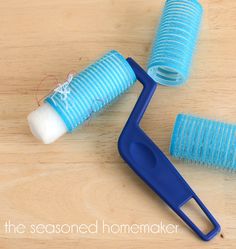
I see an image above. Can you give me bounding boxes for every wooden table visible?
[0,0,235,248]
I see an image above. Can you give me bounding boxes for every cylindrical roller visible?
[28,50,137,144]
[148,0,203,86]
[170,114,236,170]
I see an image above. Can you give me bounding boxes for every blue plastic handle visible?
[118,58,221,241]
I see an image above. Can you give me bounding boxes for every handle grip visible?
[118,58,221,241]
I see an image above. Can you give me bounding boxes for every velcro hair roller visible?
[170,114,236,170]
[28,50,136,144]
[147,0,203,86]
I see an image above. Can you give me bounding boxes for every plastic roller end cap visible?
[27,103,67,144]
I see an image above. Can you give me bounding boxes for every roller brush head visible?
[147,0,203,86]
[28,50,137,144]
[170,114,236,170]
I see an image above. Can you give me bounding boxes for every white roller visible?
[27,103,67,144]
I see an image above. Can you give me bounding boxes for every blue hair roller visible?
[170,114,236,170]
[45,50,136,132]
[147,0,203,86]
[28,50,136,144]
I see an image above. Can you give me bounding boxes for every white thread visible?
[51,73,74,110]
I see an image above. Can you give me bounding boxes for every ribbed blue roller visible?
[147,0,203,86]
[170,114,236,170]
[45,50,137,132]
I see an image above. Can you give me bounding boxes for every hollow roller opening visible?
[148,65,183,86]
[147,0,203,86]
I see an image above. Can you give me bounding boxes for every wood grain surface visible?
[0,0,235,248]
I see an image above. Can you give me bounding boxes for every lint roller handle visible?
[118,58,220,241]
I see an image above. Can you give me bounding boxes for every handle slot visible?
[181,198,215,234]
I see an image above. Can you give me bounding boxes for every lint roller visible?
[147,0,203,86]
[28,50,136,144]
[27,50,220,240]
[170,114,236,170]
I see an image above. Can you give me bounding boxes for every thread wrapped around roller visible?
[45,50,136,132]
[170,114,236,170]
[148,0,203,86]
[28,50,137,144]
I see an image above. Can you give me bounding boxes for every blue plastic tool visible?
[118,58,221,241]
